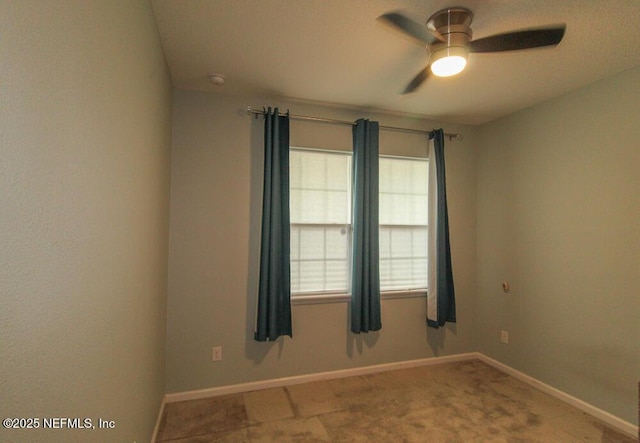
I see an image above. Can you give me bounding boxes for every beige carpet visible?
[156,360,635,442]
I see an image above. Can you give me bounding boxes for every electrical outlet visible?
[500,330,509,344]
[212,346,223,362]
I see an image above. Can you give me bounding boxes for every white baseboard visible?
[476,353,638,439]
[150,397,165,443]
[164,352,477,403]
[162,352,638,439]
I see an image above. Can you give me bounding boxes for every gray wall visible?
[3,0,635,433]
[0,1,172,442]
[476,66,640,424]
[166,91,478,393]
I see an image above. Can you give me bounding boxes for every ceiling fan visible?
[378,7,566,93]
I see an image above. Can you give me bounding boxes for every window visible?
[290,148,428,298]
[290,148,352,294]
[379,157,428,291]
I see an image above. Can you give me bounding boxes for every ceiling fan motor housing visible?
[426,7,473,58]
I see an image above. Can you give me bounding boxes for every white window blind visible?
[290,149,428,297]
[290,149,351,294]
[379,157,429,291]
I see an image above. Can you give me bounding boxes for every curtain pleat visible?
[255,108,292,341]
[427,129,456,328]
[351,119,381,333]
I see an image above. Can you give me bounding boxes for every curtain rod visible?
[246,107,463,141]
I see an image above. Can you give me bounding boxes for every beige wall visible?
[476,66,640,424]
[166,91,478,393]
[0,1,172,442]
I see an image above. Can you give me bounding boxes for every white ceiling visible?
[151,0,640,125]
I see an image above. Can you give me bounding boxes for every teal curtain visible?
[427,129,456,328]
[351,119,381,333]
[255,108,292,341]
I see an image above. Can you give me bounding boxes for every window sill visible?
[291,289,427,305]
[381,289,427,300]
[291,293,350,305]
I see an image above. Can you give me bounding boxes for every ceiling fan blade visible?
[469,26,566,53]
[377,12,440,45]
[402,67,430,94]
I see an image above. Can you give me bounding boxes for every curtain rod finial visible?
[245,106,262,119]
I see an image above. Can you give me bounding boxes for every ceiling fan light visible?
[430,46,468,77]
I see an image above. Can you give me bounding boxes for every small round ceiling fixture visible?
[209,74,225,86]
